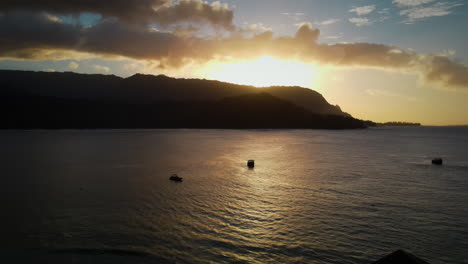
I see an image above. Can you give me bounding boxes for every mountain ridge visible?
[0,69,364,129]
[0,70,348,116]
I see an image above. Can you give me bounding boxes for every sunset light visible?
[204,56,319,88]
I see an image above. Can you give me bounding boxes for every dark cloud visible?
[0,12,81,58]
[82,19,179,60]
[424,56,468,89]
[318,44,414,68]
[155,0,234,30]
[0,0,167,24]
[0,12,467,89]
[0,0,234,29]
[295,23,320,43]
[0,12,181,61]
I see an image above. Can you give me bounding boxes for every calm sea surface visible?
[1,127,467,264]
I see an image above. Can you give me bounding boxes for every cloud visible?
[349,17,372,27]
[377,8,391,22]
[81,18,180,61]
[0,0,234,30]
[393,0,436,7]
[378,8,391,15]
[295,23,320,43]
[324,35,343,40]
[349,5,376,16]
[423,55,468,89]
[154,0,234,30]
[316,18,341,26]
[68,61,79,70]
[0,12,184,66]
[280,12,306,21]
[93,64,110,73]
[44,13,62,23]
[242,23,272,34]
[399,2,463,23]
[0,0,168,24]
[0,12,468,90]
[0,12,82,58]
[438,49,456,57]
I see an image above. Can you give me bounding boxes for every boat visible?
[432,158,443,165]
[372,249,430,264]
[169,174,183,182]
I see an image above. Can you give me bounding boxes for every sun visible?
[203,56,319,88]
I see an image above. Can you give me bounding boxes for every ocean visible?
[1,127,467,263]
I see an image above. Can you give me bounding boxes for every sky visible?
[1,0,468,125]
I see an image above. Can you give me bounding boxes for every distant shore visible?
[363,120,421,127]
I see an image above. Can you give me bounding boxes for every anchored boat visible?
[169,174,183,182]
[432,158,443,165]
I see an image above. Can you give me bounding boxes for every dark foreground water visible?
[1,127,467,264]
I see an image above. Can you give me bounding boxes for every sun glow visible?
[203,56,319,88]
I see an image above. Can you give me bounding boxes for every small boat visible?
[169,174,183,182]
[432,158,443,165]
[372,249,430,264]
[247,160,255,168]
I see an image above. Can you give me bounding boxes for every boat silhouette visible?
[169,174,183,182]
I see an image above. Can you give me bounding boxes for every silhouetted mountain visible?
[1,70,347,115]
[0,70,366,129]
[1,70,122,100]
[263,86,350,116]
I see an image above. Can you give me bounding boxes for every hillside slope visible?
[0,70,348,116]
